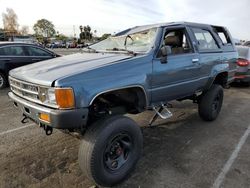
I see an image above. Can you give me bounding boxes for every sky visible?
[0,0,249,40]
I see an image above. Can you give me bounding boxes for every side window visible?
[212,26,232,45]
[192,28,219,51]
[0,46,25,56]
[0,48,5,55]
[163,28,192,55]
[25,46,52,56]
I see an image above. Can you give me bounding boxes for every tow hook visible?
[40,124,53,136]
[21,114,29,124]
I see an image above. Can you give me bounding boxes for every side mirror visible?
[160,45,172,64]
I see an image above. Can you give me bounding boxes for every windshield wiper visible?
[106,48,136,55]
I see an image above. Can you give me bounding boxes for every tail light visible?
[237,59,249,67]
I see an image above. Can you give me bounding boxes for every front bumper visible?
[8,92,89,129]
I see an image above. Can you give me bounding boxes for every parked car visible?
[76,43,84,48]
[235,46,250,85]
[66,41,77,48]
[8,22,237,187]
[0,42,59,89]
[243,41,250,47]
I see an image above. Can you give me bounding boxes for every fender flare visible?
[89,85,149,107]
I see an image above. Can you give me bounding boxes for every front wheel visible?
[198,84,224,121]
[78,115,143,187]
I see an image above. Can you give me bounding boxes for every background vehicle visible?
[243,41,250,47]
[66,41,77,48]
[234,46,250,85]
[0,42,59,89]
[8,22,237,187]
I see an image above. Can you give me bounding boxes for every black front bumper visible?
[8,92,89,129]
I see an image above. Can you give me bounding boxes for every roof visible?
[115,21,219,36]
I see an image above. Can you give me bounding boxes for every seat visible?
[164,36,184,54]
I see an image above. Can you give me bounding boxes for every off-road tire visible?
[78,115,143,187]
[0,72,7,89]
[198,84,223,121]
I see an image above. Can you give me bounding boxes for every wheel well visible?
[0,70,7,81]
[89,87,147,117]
[213,72,228,87]
[0,69,6,76]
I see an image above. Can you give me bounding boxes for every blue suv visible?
[8,22,237,187]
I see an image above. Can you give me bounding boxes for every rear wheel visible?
[78,115,143,187]
[0,72,7,89]
[198,84,223,121]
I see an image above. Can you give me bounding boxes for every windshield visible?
[90,28,157,53]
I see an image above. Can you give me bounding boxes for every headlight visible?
[39,87,75,109]
[47,88,56,104]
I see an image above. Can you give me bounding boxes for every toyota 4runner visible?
[8,22,237,187]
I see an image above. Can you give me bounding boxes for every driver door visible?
[151,26,202,103]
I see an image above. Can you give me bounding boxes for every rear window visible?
[213,26,232,45]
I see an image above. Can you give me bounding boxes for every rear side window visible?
[213,26,232,45]
[192,28,219,51]
[0,46,25,56]
[25,46,52,56]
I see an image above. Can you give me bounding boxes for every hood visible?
[9,53,132,86]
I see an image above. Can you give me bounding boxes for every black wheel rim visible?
[104,133,132,171]
[212,93,221,112]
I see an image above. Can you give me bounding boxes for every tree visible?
[100,33,111,40]
[0,28,5,41]
[20,25,29,35]
[79,25,83,33]
[79,25,93,41]
[56,33,68,42]
[2,8,19,34]
[33,19,55,38]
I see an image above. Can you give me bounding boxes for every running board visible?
[149,103,173,126]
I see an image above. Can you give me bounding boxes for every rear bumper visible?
[234,71,250,82]
[8,92,89,129]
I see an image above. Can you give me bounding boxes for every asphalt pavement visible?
[0,85,250,188]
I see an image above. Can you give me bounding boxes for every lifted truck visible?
[8,22,237,187]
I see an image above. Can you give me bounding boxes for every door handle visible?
[192,58,199,63]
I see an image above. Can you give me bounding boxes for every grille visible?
[9,77,40,103]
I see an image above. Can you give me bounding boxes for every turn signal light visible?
[55,88,75,109]
[39,113,50,123]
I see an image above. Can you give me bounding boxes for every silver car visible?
[235,46,250,85]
